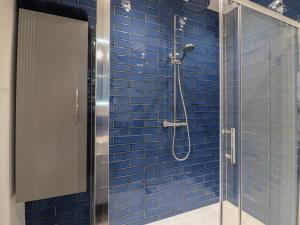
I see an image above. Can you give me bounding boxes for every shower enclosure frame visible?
[219,0,300,225]
[94,0,110,225]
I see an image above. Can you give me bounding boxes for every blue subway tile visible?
[25,207,55,221]
[27,1,220,225]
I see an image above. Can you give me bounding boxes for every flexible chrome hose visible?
[171,64,191,161]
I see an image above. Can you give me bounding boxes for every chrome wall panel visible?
[95,0,110,224]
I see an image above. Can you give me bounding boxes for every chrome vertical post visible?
[237,4,242,225]
[173,15,177,123]
[219,1,224,224]
[95,0,110,224]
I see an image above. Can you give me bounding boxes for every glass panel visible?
[241,6,299,225]
[249,0,300,22]
[221,4,240,225]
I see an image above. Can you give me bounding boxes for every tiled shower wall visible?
[109,0,219,224]
[24,0,219,225]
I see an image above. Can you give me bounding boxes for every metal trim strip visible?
[94,0,110,224]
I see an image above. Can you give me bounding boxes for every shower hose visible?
[172,65,191,161]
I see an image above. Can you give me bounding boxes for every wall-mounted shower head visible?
[183,0,211,13]
[182,44,196,61]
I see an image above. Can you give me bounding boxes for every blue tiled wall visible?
[110,0,219,224]
[24,1,96,225]
[23,0,219,224]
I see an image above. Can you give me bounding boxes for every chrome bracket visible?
[169,53,182,65]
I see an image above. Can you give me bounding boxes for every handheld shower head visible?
[183,44,195,54]
[182,44,196,61]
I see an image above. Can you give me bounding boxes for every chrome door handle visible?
[75,88,79,122]
[230,128,236,165]
[222,128,236,165]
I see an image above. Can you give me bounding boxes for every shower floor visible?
[146,203,219,225]
[146,202,264,225]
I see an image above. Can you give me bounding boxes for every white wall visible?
[0,0,25,224]
[208,0,219,12]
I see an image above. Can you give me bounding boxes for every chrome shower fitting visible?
[181,43,196,61]
[169,44,195,64]
[163,15,194,162]
[178,16,187,31]
[169,15,187,64]
[269,0,285,14]
[169,52,182,65]
[122,0,132,12]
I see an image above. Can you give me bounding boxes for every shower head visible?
[182,44,196,61]
[183,0,211,13]
[183,44,195,54]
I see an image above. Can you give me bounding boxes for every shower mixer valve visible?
[163,120,188,127]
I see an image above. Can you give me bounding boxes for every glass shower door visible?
[221,1,299,225]
[221,5,241,225]
[240,6,299,225]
